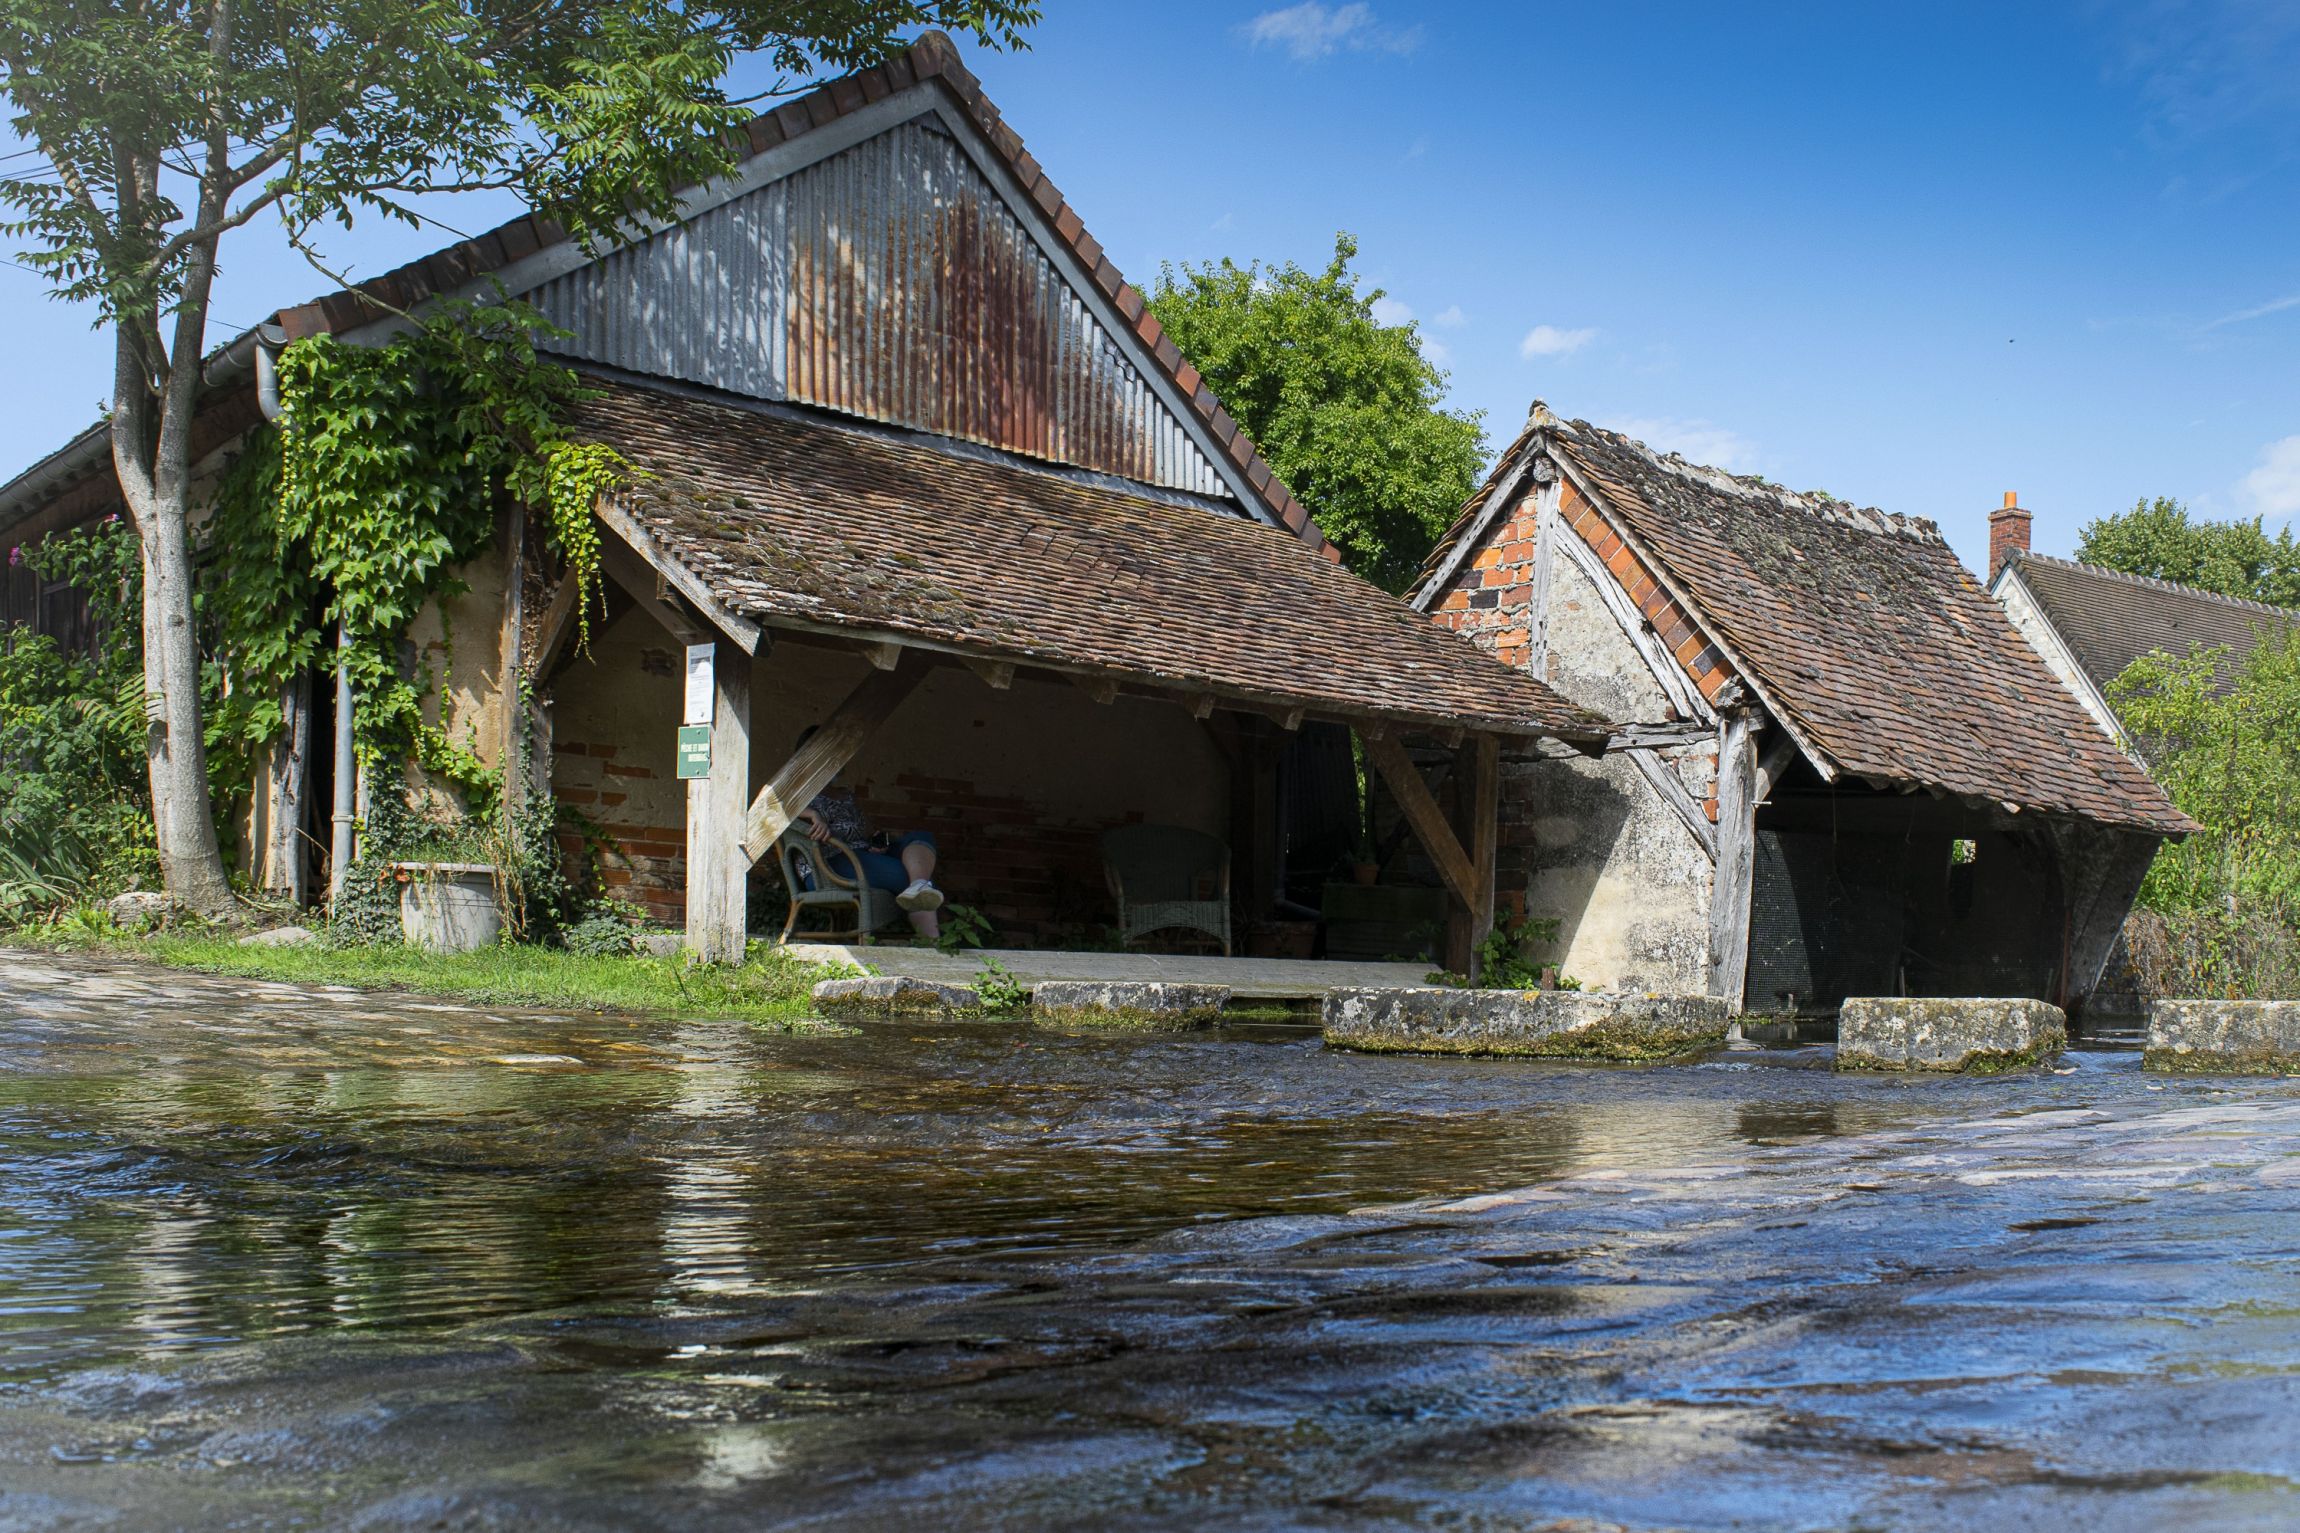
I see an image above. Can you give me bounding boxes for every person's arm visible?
[799,808,830,842]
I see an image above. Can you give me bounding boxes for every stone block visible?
[107,891,171,930]
[812,975,981,1018]
[238,926,317,948]
[1836,997,2065,1073]
[1031,981,1228,1028]
[1322,988,1730,1060]
[2145,1000,2300,1074]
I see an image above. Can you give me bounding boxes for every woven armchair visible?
[1102,824,1231,956]
[773,826,901,945]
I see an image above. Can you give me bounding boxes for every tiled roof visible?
[572,377,1608,740]
[1424,413,2193,835]
[2005,551,2299,696]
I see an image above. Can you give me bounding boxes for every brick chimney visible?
[1988,491,2032,574]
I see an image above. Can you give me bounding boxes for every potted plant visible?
[1348,833,1381,887]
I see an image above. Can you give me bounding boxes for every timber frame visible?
[586,512,1521,975]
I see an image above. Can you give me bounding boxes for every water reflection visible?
[0,958,2067,1384]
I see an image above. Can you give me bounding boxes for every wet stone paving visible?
[2,955,2299,1529]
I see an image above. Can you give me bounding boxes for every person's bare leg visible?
[908,909,940,941]
[901,842,937,882]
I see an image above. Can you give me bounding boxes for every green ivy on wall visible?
[207,299,628,814]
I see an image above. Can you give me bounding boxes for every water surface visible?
[2,955,2297,1530]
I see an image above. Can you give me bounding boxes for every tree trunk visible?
[112,324,235,918]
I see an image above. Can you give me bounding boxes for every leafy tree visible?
[0,518,160,913]
[0,0,1036,915]
[2077,496,2300,608]
[2110,631,2300,996]
[1148,232,1485,593]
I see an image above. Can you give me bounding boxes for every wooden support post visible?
[261,674,310,903]
[1073,673,1120,705]
[1365,732,1482,957]
[862,640,902,672]
[1705,711,1758,1011]
[532,573,583,682]
[1754,729,1801,802]
[685,643,752,965]
[1272,705,1305,733]
[1187,693,1216,720]
[1468,732,1501,979]
[740,663,925,863]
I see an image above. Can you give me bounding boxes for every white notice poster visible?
[683,644,715,726]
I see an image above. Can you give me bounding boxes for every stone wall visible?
[1422,482,1717,995]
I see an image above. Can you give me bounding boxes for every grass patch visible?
[6,927,848,1028]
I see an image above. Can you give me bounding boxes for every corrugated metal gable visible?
[528,118,1223,496]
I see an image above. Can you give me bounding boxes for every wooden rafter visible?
[1364,732,1480,916]
[740,663,927,864]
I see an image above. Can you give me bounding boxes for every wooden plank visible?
[1186,693,1216,720]
[1469,732,1501,962]
[963,656,1016,690]
[1705,712,1758,1011]
[685,643,753,964]
[1755,728,1802,802]
[1073,673,1120,705]
[594,501,764,654]
[1628,748,1718,862]
[740,663,926,864]
[1550,512,1713,723]
[1272,705,1305,733]
[1527,487,1558,676]
[862,640,902,672]
[1411,448,1542,611]
[532,572,583,681]
[1364,732,1480,915]
[599,535,710,645]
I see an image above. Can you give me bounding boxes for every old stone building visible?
[1413,405,2196,1017]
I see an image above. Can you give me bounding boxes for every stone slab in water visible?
[812,975,981,1017]
[1032,981,1228,1028]
[2145,1000,2300,1074]
[1836,997,2065,1072]
[1322,988,1731,1060]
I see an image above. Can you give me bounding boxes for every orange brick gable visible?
[1431,477,1740,705]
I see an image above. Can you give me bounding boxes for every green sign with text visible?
[676,726,711,780]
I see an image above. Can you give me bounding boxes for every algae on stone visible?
[1322,988,1730,1061]
[1835,997,2065,1074]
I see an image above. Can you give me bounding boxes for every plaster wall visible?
[1515,546,1715,993]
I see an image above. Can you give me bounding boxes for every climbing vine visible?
[206,299,634,817]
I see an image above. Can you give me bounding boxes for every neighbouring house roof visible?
[1997,550,2299,696]
[0,30,1334,562]
[574,376,1607,741]
[1418,409,2194,835]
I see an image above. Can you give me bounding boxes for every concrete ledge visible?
[812,976,981,1018]
[1836,997,2065,1073]
[2145,1000,2300,1074]
[1322,988,1731,1060]
[1032,981,1229,1029]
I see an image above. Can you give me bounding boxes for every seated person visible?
[791,727,944,940]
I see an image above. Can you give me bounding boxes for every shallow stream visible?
[3,955,2298,1529]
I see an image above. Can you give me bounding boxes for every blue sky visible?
[8,1,2300,573]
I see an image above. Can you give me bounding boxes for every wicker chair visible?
[773,825,901,944]
[1102,825,1231,956]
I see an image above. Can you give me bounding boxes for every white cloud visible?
[1519,324,1598,359]
[1369,295,1413,327]
[2241,433,2300,517]
[1615,417,1762,474]
[2207,291,2300,328]
[1243,3,1421,61]
[1421,336,1452,367]
[1433,305,1465,328]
